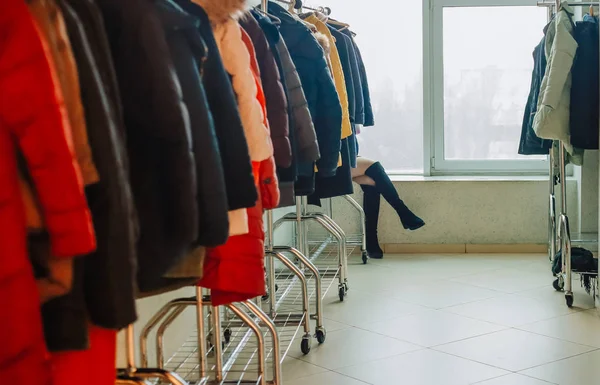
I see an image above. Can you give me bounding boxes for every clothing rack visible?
[538,0,599,308]
[129,1,357,383]
[272,0,331,15]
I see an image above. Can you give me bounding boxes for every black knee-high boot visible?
[361,185,384,259]
[365,162,425,231]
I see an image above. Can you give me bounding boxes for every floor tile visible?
[517,285,596,310]
[336,349,508,385]
[474,373,556,385]
[285,371,370,385]
[288,327,421,370]
[434,329,594,371]
[450,268,550,294]
[444,294,579,327]
[362,309,506,347]
[278,356,328,381]
[322,290,428,328]
[521,350,600,385]
[384,280,503,309]
[519,310,600,348]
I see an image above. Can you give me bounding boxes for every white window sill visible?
[387,175,575,182]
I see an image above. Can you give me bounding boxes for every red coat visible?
[0,1,96,382]
[199,28,279,306]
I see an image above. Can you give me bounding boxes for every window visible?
[429,0,549,174]
[321,0,424,173]
[297,0,551,175]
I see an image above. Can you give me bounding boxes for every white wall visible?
[313,178,579,246]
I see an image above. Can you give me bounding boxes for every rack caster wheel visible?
[339,286,345,302]
[315,328,326,344]
[362,251,368,264]
[224,328,231,345]
[300,336,311,355]
[565,294,574,308]
[553,277,564,292]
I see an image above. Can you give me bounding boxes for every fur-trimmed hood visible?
[194,0,246,23]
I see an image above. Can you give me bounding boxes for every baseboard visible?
[383,243,547,254]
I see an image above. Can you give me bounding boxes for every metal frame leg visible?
[344,195,367,258]
[558,142,574,308]
[140,297,197,368]
[156,306,187,369]
[223,304,266,385]
[273,213,349,301]
[549,144,557,262]
[212,305,224,382]
[118,324,188,385]
[273,246,326,340]
[241,301,282,385]
[306,214,348,300]
[267,251,312,342]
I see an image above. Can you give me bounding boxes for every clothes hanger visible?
[590,4,595,16]
[253,4,282,23]
[326,17,350,32]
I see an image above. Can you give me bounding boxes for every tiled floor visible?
[282,253,600,385]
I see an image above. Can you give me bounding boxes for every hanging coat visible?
[251,9,298,206]
[240,13,292,169]
[329,25,358,167]
[97,0,199,292]
[196,0,277,306]
[61,0,139,331]
[174,0,258,215]
[269,1,342,179]
[533,2,577,154]
[519,36,553,156]
[336,27,365,127]
[0,1,96,382]
[332,25,373,127]
[570,15,599,150]
[39,0,139,354]
[27,0,99,186]
[157,0,229,247]
[304,14,352,140]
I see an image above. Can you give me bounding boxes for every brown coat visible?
[28,0,98,185]
[23,0,99,231]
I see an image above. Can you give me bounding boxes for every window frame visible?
[422,0,551,176]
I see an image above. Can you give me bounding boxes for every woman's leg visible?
[361,185,383,258]
[364,162,425,230]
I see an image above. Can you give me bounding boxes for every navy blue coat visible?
[269,2,342,178]
[519,37,553,155]
[570,15,599,150]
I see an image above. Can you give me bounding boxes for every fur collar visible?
[314,31,330,55]
[194,0,247,23]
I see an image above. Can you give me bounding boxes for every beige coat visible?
[533,1,577,155]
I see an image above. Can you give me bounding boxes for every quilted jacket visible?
[533,2,577,154]
[269,1,342,178]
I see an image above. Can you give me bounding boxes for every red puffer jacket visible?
[199,27,279,306]
[0,1,96,382]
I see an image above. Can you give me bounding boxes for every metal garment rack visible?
[137,288,283,385]
[273,197,350,301]
[538,0,599,307]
